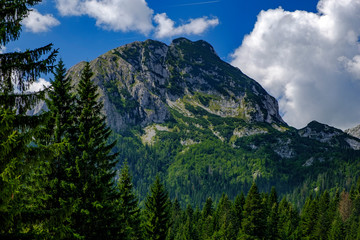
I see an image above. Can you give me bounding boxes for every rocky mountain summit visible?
[298,121,360,150]
[67,38,360,150]
[68,38,285,132]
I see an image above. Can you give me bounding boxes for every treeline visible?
[165,181,360,240]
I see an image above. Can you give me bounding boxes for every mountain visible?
[68,38,284,132]
[67,38,360,206]
[346,124,360,139]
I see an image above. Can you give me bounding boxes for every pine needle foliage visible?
[144,175,171,240]
[70,62,120,239]
[0,1,57,238]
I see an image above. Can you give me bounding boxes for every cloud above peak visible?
[231,0,360,130]
[154,13,219,38]
[56,0,154,34]
[54,0,218,37]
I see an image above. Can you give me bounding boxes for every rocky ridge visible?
[67,38,285,132]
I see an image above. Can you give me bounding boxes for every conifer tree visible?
[45,59,75,143]
[144,175,171,240]
[70,62,120,239]
[202,197,214,219]
[118,161,141,240]
[239,182,266,240]
[278,197,299,240]
[266,187,279,240]
[300,195,318,239]
[328,213,345,240]
[181,204,198,240]
[0,1,57,237]
[200,196,215,239]
[233,192,245,231]
[167,198,183,240]
[33,60,78,238]
[314,190,332,239]
[213,194,237,240]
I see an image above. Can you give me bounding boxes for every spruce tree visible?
[233,192,245,231]
[144,175,171,240]
[117,161,141,240]
[0,1,57,237]
[277,198,299,240]
[70,62,120,239]
[328,213,345,240]
[45,59,75,143]
[33,60,78,238]
[314,190,332,240]
[266,187,279,240]
[200,196,215,239]
[239,182,266,240]
[167,198,183,240]
[300,195,318,239]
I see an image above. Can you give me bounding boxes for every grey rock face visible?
[345,124,360,139]
[298,121,360,150]
[298,121,343,144]
[67,38,285,131]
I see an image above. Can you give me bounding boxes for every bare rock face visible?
[298,121,343,144]
[345,124,360,139]
[67,38,285,132]
[298,121,360,150]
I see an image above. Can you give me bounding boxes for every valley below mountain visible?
[66,38,360,206]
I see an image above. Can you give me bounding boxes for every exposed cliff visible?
[346,124,360,139]
[67,38,285,132]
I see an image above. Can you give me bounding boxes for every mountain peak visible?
[171,38,218,56]
[68,38,285,131]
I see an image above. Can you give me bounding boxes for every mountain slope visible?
[67,38,360,206]
[346,124,360,139]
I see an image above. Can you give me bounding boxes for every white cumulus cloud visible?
[27,78,51,93]
[154,13,219,38]
[55,0,219,37]
[231,0,360,130]
[22,9,60,33]
[55,0,154,34]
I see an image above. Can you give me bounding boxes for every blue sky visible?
[7,0,317,67]
[4,0,360,130]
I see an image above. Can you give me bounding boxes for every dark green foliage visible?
[45,59,75,143]
[0,0,41,46]
[266,187,279,240]
[277,197,299,239]
[0,1,58,238]
[144,176,172,240]
[328,213,345,240]
[34,60,77,238]
[70,62,120,239]
[300,195,319,238]
[239,183,266,239]
[117,161,141,240]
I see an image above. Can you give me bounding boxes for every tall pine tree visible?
[0,1,57,238]
[144,175,171,240]
[70,62,120,239]
[239,182,266,240]
[35,60,78,238]
[117,161,141,240]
